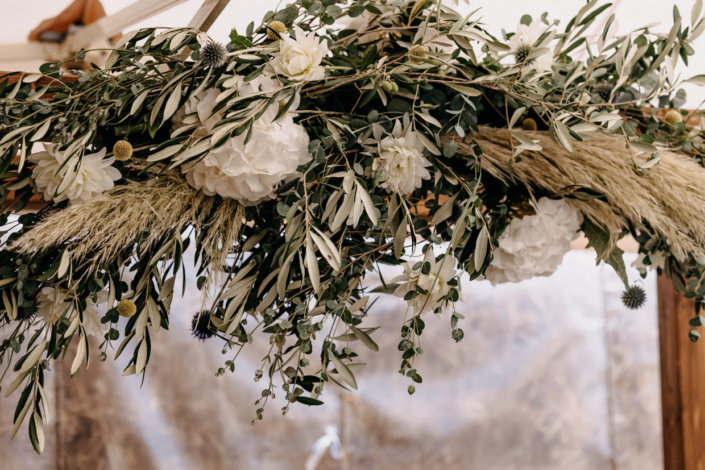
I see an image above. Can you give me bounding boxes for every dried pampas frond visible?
[12,174,245,285]
[460,127,705,261]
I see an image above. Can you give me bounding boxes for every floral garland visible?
[1,0,705,453]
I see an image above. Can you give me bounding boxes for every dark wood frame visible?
[658,276,705,470]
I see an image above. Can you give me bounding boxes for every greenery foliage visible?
[0,0,705,452]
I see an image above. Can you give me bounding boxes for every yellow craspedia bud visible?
[522,118,537,131]
[267,21,287,40]
[664,109,683,127]
[117,299,137,318]
[113,140,133,162]
[408,45,427,64]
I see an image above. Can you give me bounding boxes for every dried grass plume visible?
[13,174,245,286]
[458,127,705,261]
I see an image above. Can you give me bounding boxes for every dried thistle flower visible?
[514,43,533,65]
[117,299,137,318]
[113,140,133,161]
[267,21,287,40]
[622,285,647,309]
[447,199,466,225]
[192,310,215,340]
[594,82,615,103]
[201,41,227,68]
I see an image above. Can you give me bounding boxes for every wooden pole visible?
[658,274,705,470]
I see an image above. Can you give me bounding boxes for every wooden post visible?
[658,274,705,470]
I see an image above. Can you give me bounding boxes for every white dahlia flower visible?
[392,250,464,314]
[271,26,329,81]
[484,198,582,285]
[180,74,311,205]
[372,121,432,194]
[30,144,121,205]
[508,19,553,74]
[35,287,108,337]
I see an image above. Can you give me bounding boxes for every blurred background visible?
[0,1,674,468]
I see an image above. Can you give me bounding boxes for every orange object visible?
[28,0,120,44]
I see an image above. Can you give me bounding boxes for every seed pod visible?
[522,118,537,131]
[267,21,287,41]
[117,299,137,318]
[113,140,133,161]
[408,45,427,64]
[664,109,683,127]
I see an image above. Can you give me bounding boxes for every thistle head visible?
[622,285,647,310]
[201,41,227,68]
[192,310,216,341]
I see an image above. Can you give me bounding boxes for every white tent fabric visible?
[0,250,662,469]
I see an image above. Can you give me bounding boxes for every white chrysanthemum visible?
[271,26,329,81]
[392,250,464,314]
[484,198,582,285]
[372,121,431,194]
[180,74,311,205]
[508,19,553,74]
[35,287,108,337]
[30,144,121,205]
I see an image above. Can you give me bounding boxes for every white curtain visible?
[0,250,662,469]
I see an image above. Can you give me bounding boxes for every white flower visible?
[632,251,666,275]
[392,250,464,313]
[484,198,582,285]
[172,88,223,137]
[181,74,311,205]
[372,121,431,194]
[30,144,121,204]
[400,27,456,56]
[508,19,553,74]
[35,287,108,337]
[271,26,329,81]
[337,8,393,43]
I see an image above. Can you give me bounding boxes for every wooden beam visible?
[658,275,705,469]
[188,0,232,32]
[67,0,190,52]
[0,43,66,63]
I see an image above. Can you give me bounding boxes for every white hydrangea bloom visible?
[508,19,553,74]
[30,144,121,205]
[271,26,329,81]
[172,88,223,137]
[35,287,108,337]
[372,121,432,194]
[484,198,582,285]
[181,74,311,205]
[392,249,464,313]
